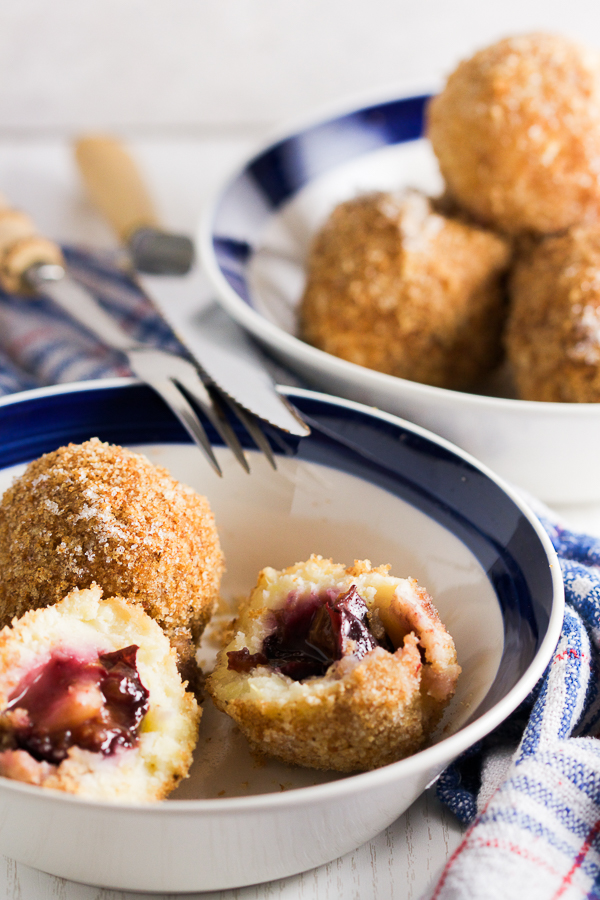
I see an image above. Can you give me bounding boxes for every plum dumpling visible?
[0,585,199,801]
[209,556,460,773]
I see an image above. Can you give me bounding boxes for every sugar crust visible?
[427,33,600,235]
[507,226,600,401]
[299,190,510,391]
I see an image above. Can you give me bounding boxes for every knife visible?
[73,135,310,439]
[0,201,258,476]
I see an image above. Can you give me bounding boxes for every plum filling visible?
[0,645,150,764]
[228,585,392,681]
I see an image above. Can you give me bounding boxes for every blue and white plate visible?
[0,379,562,892]
[200,90,600,505]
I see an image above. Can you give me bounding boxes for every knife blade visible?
[73,135,310,439]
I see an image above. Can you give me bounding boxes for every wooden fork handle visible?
[74,135,159,242]
[0,201,64,294]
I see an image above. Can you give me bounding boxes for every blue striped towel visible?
[0,245,185,396]
[2,247,600,899]
[430,511,600,899]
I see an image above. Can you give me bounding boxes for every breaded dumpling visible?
[0,439,224,688]
[506,225,600,401]
[427,33,600,235]
[209,556,460,773]
[299,190,510,390]
[0,585,199,801]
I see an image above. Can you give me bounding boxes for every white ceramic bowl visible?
[200,89,600,505]
[0,379,563,892]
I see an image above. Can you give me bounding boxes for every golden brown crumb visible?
[427,33,600,235]
[0,439,224,686]
[299,190,510,390]
[506,225,600,400]
[209,556,460,773]
[206,616,237,650]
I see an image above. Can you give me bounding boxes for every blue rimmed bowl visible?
[0,379,562,892]
[200,89,600,505]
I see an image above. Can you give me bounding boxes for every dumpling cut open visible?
[209,556,460,772]
[0,585,200,801]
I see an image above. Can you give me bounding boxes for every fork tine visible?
[143,375,223,477]
[174,366,250,473]
[217,393,277,470]
[202,388,251,474]
[29,259,276,473]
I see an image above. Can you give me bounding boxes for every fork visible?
[0,206,277,475]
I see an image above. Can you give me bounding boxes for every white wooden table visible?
[0,135,598,900]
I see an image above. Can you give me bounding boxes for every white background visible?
[2,0,600,244]
[2,0,600,134]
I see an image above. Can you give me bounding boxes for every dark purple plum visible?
[227,585,391,682]
[2,645,149,764]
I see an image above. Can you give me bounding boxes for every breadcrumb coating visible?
[427,33,600,235]
[209,556,460,773]
[0,439,224,687]
[299,190,510,390]
[506,225,600,400]
[0,585,200,801]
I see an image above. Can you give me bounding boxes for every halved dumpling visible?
[209,556,460,772]
[0,585,199,801]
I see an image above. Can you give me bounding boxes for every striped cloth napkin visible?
[2,246,600,899]
[430,511,600,900]
[0,245,185,397]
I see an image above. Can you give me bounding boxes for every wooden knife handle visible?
[0,200,63,294]
[74,135,159,242]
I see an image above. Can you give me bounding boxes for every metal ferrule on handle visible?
[0,200,137,351]
[0,205,64,294]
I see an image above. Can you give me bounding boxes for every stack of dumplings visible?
[301,32,600,402]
